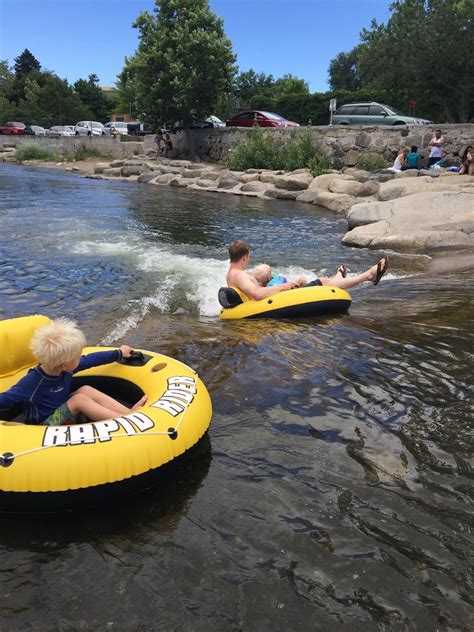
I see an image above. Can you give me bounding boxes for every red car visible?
[226,110,300,128]
[0,121,26,135]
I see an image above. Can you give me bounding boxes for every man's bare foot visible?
[336,264,347,278]
[132,395,148,410]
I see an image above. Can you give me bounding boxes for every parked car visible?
[24,125,47,136]
[226,111,300,128]
[103,121,129,136]
[0,121,26,135]
[332,102,432,126]
[163,115,225,133]
[47,125,75,137]
[65,126,75,133]
[127,121,154,136]
[205,115,225,128]
[74,121,104,136]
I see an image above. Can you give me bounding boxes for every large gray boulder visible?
[199,168,221,180]
[121,165,142,177]
[102,167,122,177]
[314,191,356,213]
[154,173,176,185]
[194,179,218,188]
[343,190,474,251]
[239,173,260,183]
[158,164,183,175]
[343,168,371,182]
[265,187,300,200]
[377,175,474,201]
[241,181,269,193]
[309,173,355,191]
[217,170,240,189]
[296,188,324,204]
[137,172,158,183]
[328,178,378,197]
[169,176,189,187]
[273,172,314,191]
[93,163,112,174]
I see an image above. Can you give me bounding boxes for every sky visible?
[0,0,392,92]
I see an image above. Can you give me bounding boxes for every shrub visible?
[228,124,282,171]
[307,153,333,177]
[356,152,387,172]
[281,130,315,171]
[14,143,55,162]
[228,126,333,175]
[69,145,103,161]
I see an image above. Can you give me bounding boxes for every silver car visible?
[103,121,129,136]
[47,125,75,137]
[74,121,104,136]
[332,102,432,126]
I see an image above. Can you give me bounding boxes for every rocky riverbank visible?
[4,143,474,264]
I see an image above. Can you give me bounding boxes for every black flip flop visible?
[373,256,389,286]
[337,264,347,278]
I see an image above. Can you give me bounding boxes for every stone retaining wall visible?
[2,124,472,166]
[150,124,474,166]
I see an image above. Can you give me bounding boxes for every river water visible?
[0,164,472,631]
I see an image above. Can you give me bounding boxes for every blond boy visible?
[0,318,146,425]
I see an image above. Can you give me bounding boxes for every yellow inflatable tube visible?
[0,315,212,512]
[219,285,351,320]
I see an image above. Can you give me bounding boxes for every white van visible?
[74,121,104,136]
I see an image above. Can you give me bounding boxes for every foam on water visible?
[73,237,404,342]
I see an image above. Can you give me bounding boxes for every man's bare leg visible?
[320,257,389,289]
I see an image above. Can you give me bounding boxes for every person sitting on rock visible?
[163,133,173,155]
[458,146,473,176]
[402,145,423,170]
[225,241,389,302]
[389,149,408,173]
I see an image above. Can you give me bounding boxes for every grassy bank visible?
[14,142,110,163]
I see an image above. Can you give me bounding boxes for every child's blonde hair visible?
[253,264,272,285]
[30,317,87,367]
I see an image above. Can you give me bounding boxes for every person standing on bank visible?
[154,129,163,154]
[428,129,445,168]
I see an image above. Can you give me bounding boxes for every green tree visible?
[328,48,361,91]
[114,72,140,119]
[121,0,237,128]
[234,69,274,103]
[273,74,309,95]
[234,70,309,108]
[13,49,41,78]
[357,0,474,122]
[17,73,92,127]
[74,74,112,121]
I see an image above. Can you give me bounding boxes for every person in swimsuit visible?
[225,241,389,301]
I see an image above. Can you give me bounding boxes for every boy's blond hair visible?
[253,264,272,285]
[30,318,87,367]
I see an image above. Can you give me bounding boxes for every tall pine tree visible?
[14,49,41,78]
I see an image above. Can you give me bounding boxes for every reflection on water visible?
[0,164,472,630]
